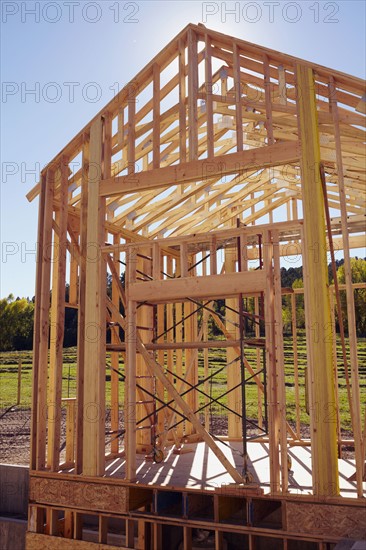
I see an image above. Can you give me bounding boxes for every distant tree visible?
[0,295,34,350]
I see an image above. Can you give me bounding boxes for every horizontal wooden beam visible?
[128,271,266,303]
[100,141,300,197]
[106,338,264,352]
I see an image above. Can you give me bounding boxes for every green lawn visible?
[1,332,365,430]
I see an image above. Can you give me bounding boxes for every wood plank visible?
[82,117,106,477]
[75,137,89,474]
[125,247,138,481]
[100,141,300,196]
[225,221,241,439]
[30,172,46,470]
[233,43,243,151]
[263,54,274,145]
[152,63,160,169]
[188,28,198,161]
[47,160,69,471]
[329,76,364,497]
[263,230,281,494]
[36,167,55,470]
[129,270,266,303]
[296,64,339,496]
[272,231,288,493]
[178,37,187,164]
[286,501,366,539]
[26,532,129,550]
[205,33,214,158]
[110,233,120,456]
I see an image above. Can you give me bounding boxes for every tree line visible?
[1,258,365,351]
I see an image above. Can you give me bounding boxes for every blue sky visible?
[1,0,365,298]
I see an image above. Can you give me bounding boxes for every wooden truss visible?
[26,23,365,549]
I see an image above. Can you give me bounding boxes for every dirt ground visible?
[0,407,355,465]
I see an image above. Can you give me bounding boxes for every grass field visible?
[1,332,365,430]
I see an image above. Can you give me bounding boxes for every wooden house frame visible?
[26,23,365,549]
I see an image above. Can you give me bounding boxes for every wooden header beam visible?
[128,270,266,303]
[100,141,300,196]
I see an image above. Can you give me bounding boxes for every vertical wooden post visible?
[233,43,243,152]
[156,300,166,437]
[329,289,342,454]
[202,259,210,429]
[64,398,76,465]
[205,33,214,158]
[263,230,280,494]
[291,293,301,439]
[110,233,120,456]
[263,54,274,145]
[329,76,363,496]
[296,64,339,496]
[188,28,198,161]
[82,116,106,477]
[127,92,136,174]
[273,231,288,493]
[17,359,22,405]
[178,38,187,164]
[185,257,198,436]
[153,63,160,169]
[48,160,68,471]
[136,249,154,452]
[176,300,184,439]
[126,246,137,481]
[36,167,55,470]
[69,254,78,304]
[225,228,241,439]
[75,137,89,474]
[278,65,287,106]
[166,257,175,440]
[30,171,46,476]
[254,296,263,429]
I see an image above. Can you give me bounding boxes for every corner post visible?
[296,64,339,496]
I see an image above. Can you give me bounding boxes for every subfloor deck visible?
[66,441,364,498]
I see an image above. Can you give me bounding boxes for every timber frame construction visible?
[26,23,365,549]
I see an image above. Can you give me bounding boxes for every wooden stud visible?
[225,221,241,439]
[69,254,78,304]
[233,43,243,151]
[48,160,69,471]
[329,76,364,496]
[178,38,187,164]
[125,246,137,480]
[153,63,160,169]
[291,293,301,439]
[263,54,274,145]
[36,167,55,470]
[263,230,281,494]
[136,249,154,452]
[278,65,287,106]
[82,117,106,477]
[75,137,89,474]
[30,172,46,470]
[205,33,214,158]
[254,296,263,429]
[273,230,288,493]
[296,64,339,496]
[329,289,342,455]
[110,233,120,456]
[127,94,136,174]
[188,28,198,161]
